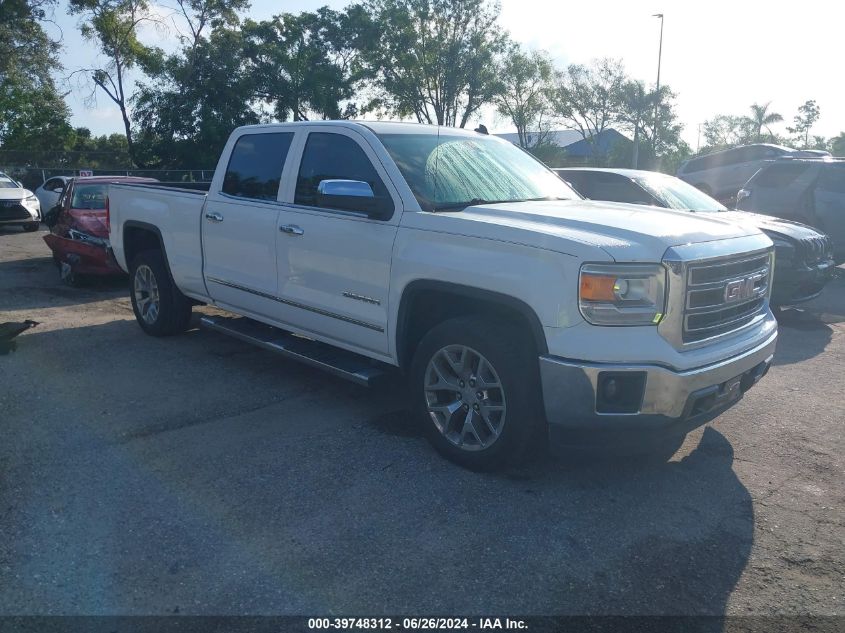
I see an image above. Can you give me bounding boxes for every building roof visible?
[495,128,631,157]
[495,130,585,148]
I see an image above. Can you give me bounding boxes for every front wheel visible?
[410,316,546,471]
[129,249,192,336]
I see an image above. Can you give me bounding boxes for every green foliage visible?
[701,114,753,152]
[829,133,845,157]
[358,0,506,127]
[0,0,74,156]
[747,101,782,142]
[133,26,259,168]
[788,99,821,149]
[68,0,156,165]
[242,8,362,122]
[551,58,626,154]
[494,43,554,148]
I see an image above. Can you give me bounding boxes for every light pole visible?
[652,13,664,157]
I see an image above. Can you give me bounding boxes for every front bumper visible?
[43,233,124,276]
[771,258,835,306]
[0,203,39,224]
[539,330,777,439]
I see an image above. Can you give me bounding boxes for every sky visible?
[45,0,845,150]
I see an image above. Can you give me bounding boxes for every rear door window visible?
[222,132,294,201]
[752,163,813,188]
[589,173,653,204]
[558,172,589,196]
[817,164,845,194]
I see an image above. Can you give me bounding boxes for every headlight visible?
[579,263,667,326]
[24,195,39,207]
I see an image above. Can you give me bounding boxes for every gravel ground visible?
[0,226,843,616]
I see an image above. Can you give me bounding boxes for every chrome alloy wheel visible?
[134,264,160,325]
[423,345,506,451]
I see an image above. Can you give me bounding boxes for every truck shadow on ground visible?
[6,321,755,622]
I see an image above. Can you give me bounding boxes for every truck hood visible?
[408,200,764,261]
[712,210,825,242]
[0,188,32,201]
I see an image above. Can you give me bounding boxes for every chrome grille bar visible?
[682,251,772,343]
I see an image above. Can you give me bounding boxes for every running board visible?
[199,315,391,387]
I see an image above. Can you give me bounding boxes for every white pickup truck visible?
[108,121,777,470]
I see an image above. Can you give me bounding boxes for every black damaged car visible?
[555,167,835,308]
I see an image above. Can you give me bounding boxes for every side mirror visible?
[316,179,392,219]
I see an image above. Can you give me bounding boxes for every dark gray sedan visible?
[555,167,835,307]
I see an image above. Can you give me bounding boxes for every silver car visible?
[33,176,71,214]
[0,172,41,232]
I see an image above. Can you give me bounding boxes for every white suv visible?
[0,172,41,232]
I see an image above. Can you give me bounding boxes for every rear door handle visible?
[279,224,304,236]
[205,211,224,223]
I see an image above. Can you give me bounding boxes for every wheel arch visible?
[395,280,548,371]
[123,221,173,279]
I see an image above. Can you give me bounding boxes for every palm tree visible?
[747,102,783,142]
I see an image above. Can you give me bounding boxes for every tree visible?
[68,0,156,166]
[132,0,252,166]
[788,99,821,149]
[358,0,506,127]
[701,114,753,151]
[616,79,656,168]
[133,26,259,167]
[617,84,688,171]
[0,0,74,155]
[746,101,782,142]
[493,44,553,148]
[830,133,845,157]
[243,8,362,122]
[551,58,626,157]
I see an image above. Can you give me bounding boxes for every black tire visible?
[410,315,546,471]
[22,222,40,232]
[129,249,192,336]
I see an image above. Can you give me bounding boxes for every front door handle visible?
[279,224,304,236]
[205,211,224,223]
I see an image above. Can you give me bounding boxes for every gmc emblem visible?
[724,273,764,303]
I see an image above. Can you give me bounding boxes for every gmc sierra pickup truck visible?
[108,121,777,470]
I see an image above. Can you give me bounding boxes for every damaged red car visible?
[43,176,156,284]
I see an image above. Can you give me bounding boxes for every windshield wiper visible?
[432,196,569,212]
[433,198,492,212]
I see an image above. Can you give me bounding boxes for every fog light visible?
[596,372,647,414]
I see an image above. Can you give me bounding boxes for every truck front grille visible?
[798,235,832,264]
[683,252,770,343]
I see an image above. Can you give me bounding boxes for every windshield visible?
[377,131,578,211]
[0,176,20,189]
[71,184,107,210]
[634,173,726,212]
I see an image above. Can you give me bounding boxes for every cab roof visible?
[234,120,487,138]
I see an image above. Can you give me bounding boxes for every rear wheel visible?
[410,316,546,471]
[129,249,192,336]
